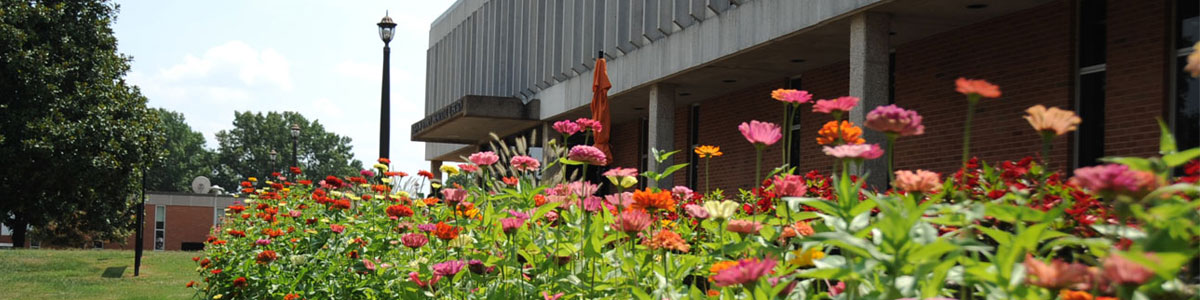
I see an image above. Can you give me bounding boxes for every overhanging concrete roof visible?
[411,95,541,144]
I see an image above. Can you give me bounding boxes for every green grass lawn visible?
[0,249,199,300]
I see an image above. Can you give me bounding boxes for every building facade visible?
[413,0,1198,192]
[1,192,237,251]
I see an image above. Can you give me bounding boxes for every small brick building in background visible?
[1,192,237,251]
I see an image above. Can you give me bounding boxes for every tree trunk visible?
[11,218,28,248]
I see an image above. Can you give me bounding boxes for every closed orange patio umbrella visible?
[590,51,612,165]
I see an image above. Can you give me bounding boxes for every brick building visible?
[1,192,237,251]
[413,0,1197,192]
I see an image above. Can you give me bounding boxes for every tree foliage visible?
[212,111,363,190]
[0,1,165,246]
[146,108,215,192]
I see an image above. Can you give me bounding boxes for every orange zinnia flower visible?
[816,121,865,145]
[641,229,690,253]
[694,145,723,158]
[433,222,460,240]
[1059,289,1116,300]
[708,260,739,282]
[422,197,440,206]
[632,188,676,212]
[955,77,1001,98]
[1024,105,1081,136]
[778,221,816,241]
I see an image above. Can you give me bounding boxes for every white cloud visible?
[160,41,293,91]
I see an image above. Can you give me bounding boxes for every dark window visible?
[1075,0,1107,169]
[687,105,700,188]
[1174,0,1200,151]
[787,78,804,167]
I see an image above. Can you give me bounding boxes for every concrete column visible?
[848,12,890,189]
[648,83,676,188]
[430,160,443,182]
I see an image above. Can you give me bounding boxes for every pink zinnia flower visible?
[288,210,302,218]
[1023,254,1091,289]
[500,217,524,234]
[416,223,436,232]
[401,233,428,249]
[602,167,638,177]
[542,292,564,300]
[671,186,694,200]
[255,239,271,246]
[409,271,441,288]
[1070,164,1159,196]
[822,144,884,159]
[771,174,807,197]
[360,169,376,177]
[612,209,652,233]
[812,96,859,114]
[770,89,813,104]
[604,192,633,208]
[575,118,602,133]
[552,120,581,136]
[893,170,942,194]
[362,259,377,271]
[684,204,710,219]
[710,258,777,287]
[441,188,468,205]
[865,104,925,136]
[1103,252,1156,285]
[568,145,608,165]
[469,151,499,166]
[510,155,540,172]
[458,164,479,173]
[329,224,345,234]
[568,181,600,198]
[738,120,782,147]
[581,196,603,212]
[727,219,763,234]
[432,260,466,277]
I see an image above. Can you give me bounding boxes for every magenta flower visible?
[575,118,602,133]
[509,155,540,172]
[612,209,652,233]
[822,144,884,159]
[581,196,603,212]
[552,120,581,136]
[771,174,807,197]
[568,145,608,165]
[812,96,859,114]
[506,209,531,221]
[432,260,465,277]
[500,217,524,234]
[727,219,763,234]
[468,151,499,166]
[684,204,710,219]
[468,259,496,275]
[288,210,302,218]
[1070,164,1159,196]
[409,271,441,288]
[770,89,813,104]
[542,292,564,300]
[440,188,468,205]
[738,120,782,147]
[416,223,436,232]
[360,169,376,177]
[865,104,925,136]
[711,258,778,287]
[401,233,428,249]
[255,239,271,246]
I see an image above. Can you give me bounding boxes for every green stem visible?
[1040,132,1053,168]
[754,146,764,189]
[782,103,791,165]
[704,158,711,195]
[962,96,979,169]
[886,133,897,186]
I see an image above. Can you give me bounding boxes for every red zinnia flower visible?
[433,222,460,240]
[232,276,248,288]
[185,281,195,288]
[227,230,245,237]
[418,170,435,179]
[256,250,278,264]
[290,166,302,174]
[386,205,413,220]
[955,77,1001,98]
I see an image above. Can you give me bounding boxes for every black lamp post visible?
[269,149,278,176]
[377,12,396,161]
[290,124,300,171]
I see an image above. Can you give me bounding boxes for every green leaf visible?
[1158,118,1177,155]
[558,157,585,166]
[794,268,854,280]
[1100,157,1155,172]
[532,202,562,221]
[1163,147,1200,167]
[657,163,689,179]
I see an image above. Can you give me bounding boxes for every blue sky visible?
[112,0,455,176]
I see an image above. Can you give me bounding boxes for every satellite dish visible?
[191,176,212,194]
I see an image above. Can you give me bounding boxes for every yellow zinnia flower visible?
[440,165,460,175]
[788,247,825,267]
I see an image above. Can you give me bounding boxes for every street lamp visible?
[269,149,278,176]
[290,124,300,171]
[377,12,396,161]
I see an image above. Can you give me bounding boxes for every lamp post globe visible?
[269,149,278,175]
[377,12,396,161]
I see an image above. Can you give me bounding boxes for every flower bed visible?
[191,76,1200,299]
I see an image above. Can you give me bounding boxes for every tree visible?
[212,111,363,190]
[145,109,215,192]
[0,1,165,247]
